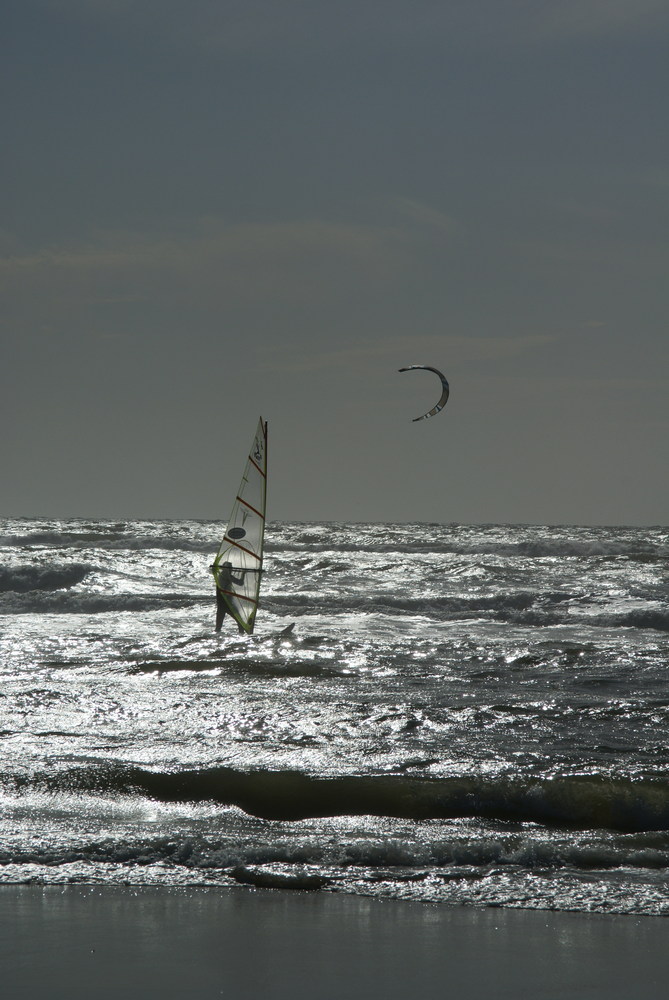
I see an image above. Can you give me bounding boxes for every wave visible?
[265,591,669,632]
[0,593,204,615]
[0,564,91,593]
[272,591,544,613]
[1,531,121,547]
[550,606,669,634]
[4,521,667,564]
[460,540,669,560]
[2,531,214,554]
[3,821,669,879]
[226,839,669,874]
[2,574,666,631]
[612,609,669,632]
[16,766,669,833]
[14,532,658,560]
[269,536,669,561]
[130,658,351,678]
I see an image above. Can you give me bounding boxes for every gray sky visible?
[2,0,668,525]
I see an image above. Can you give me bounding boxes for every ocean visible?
[1,517,669,915]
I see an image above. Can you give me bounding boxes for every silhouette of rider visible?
[212,560,246,633]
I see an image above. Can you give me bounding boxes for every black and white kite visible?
[399,365,450,422]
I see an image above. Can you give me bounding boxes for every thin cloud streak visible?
[0,218,415,277]
[0,210,460,319]
[264,334,555,374]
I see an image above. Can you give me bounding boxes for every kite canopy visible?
[399,365,450,422]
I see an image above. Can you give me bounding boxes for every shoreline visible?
[3,884,668,999]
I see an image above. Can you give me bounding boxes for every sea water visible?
[1,518,668,914]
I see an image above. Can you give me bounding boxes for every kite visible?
[399,365,450,422]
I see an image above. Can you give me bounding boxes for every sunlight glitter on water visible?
[2,518,668,912]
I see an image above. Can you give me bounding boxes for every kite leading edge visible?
[399,365,450,422]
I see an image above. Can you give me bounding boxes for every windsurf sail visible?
[212,417,268,634]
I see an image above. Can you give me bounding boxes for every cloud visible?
[0,217,403,291]
[0,210,458,335]
[0,200,463,300]
[264,333,555,374]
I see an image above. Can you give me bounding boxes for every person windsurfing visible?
[211,560,246,633]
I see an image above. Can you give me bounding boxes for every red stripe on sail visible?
[225,537,263,561]
[220,589,258,607]
[237,496,265,520]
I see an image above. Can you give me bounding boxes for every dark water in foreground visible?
[1,518,669,914]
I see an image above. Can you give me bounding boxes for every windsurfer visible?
[212,561,246,633]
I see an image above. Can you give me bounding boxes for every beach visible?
[3,885,668,999]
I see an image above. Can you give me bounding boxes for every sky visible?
[2,0,668,525]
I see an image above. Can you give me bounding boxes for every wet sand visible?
[2,885,667,999]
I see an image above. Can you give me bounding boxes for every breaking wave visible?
[0,564,91,593]
[4,835,669,879]
[0,592,203,614]
[16,765,669,833]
